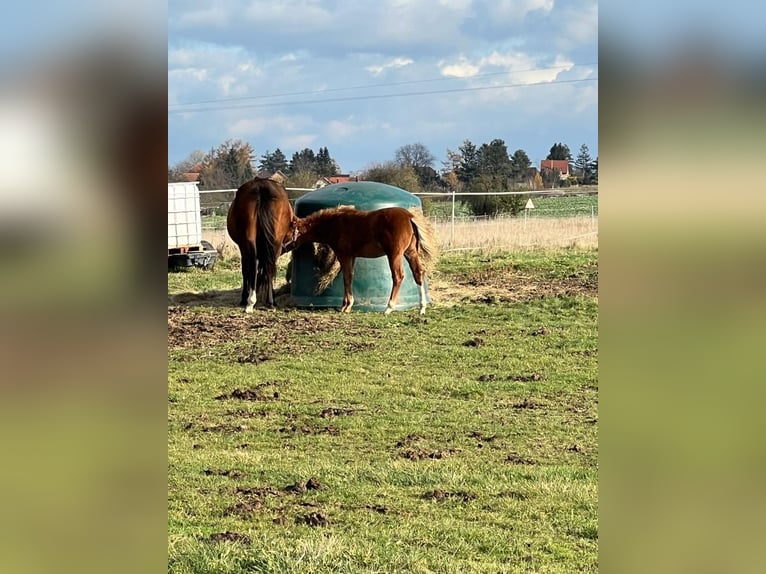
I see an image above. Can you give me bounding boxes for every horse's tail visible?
[409,207,439,276]
[256,185,279,284]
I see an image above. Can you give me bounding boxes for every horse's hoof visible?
[384,307,393,315]
[244,306,254,314]
[419,308,426,315]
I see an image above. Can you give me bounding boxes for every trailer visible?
[168,181,219,270]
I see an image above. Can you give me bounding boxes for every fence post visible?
[450,187,456,245]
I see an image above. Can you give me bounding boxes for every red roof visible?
[324,175,354,184]
[540,159,570,174]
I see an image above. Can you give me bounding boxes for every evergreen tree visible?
[574,144,594,182]
[289,148,316,174]
[456,139,480,184]
[510,149,532,184]
[546,142,572,161]
[258,148,288,174]
[315,146,338,176]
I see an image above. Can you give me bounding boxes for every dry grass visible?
[435,216,598,251]
[202,215,598,261]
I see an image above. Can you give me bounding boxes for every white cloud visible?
[440,58,480,78]
[366,57,414,76]
[487,0,554,23]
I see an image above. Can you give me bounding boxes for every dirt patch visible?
[203,468,244,479]
[401,448,456,461]
[206,531,251,544]
[395,434,426,447]
[296,512,330,527]
[505,453,536,465]
[168,305,382,354]
[468,431,498,446]
[463,337,484,347]
[224,500,263,517]
[422,489,476,502]
[428,262,597,307]
[512,398,545,410]
[216,388,278,401]
[236,486,282,498]
[509,373,544,382]
[319,407,359,418]
[279,424,339,436]
[285,477,324,494]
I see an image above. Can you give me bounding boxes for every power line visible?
[168,61,598,108]
[168,77,598,115]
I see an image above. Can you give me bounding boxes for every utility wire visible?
[168,77,597,114]
[169,61,598,108]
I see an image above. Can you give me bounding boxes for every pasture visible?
[168,248,598,573]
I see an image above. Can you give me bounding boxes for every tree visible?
[395,143,440,190]
[546,142,572,161]
[258,148,288,174]
[589,157,598,184]
[360,162,422,194]
[197,139,255,190]
[574,144,594,183]
[315,146,338,177]
[168,149,206,182]
[478,139,512,178]
[289,148,317,175]
[456,139,480,184]
[510,149,532,185]
[395,143,435,170]
[541,167,562,189]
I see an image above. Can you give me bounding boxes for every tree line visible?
[168,139,597,217]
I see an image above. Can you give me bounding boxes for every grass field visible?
[168,249,598,573]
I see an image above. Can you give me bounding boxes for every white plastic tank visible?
[167,182,202,249]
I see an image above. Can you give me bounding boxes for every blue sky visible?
[168,0,598,173]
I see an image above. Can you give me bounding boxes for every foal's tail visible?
[409,207,439,276]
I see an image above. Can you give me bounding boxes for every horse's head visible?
[282,216,303,253]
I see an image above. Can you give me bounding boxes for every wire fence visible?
[197,186,598,252]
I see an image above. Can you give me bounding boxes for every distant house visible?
[256,169,287,184]
[540,159,571,180]
[179,172,200,182]
[313,174,357,188]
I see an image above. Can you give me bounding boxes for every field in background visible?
[200,190,597,256]
[204,215,597,261]
[168,250,598,573]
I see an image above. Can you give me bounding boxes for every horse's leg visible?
[238,244,249,307]
[384,252,405,315]
[245,251,258,313]
[404,242,427,315]
[339,256,355,312]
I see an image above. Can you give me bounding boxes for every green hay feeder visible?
[290,182,431,312]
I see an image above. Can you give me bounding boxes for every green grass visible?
[168,250,598,573]
[529,194,598,217]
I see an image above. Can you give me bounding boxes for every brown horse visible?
[227,178,294,312]
[284,206,438,314]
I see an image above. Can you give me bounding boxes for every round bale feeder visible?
[290,182,431,312]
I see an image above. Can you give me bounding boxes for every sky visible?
[168,0,598,174]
